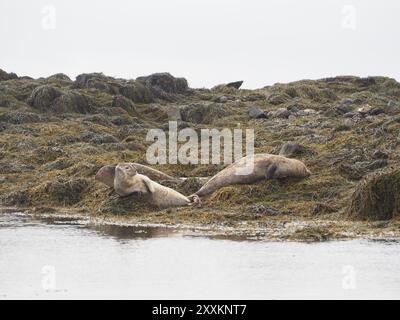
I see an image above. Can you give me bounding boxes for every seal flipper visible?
[265,163,278,179]
[141,175,156,193]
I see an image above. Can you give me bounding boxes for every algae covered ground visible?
[1,68,400,241]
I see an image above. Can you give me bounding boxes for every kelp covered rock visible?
[348,170,400,220]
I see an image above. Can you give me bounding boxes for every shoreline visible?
[2,207,400,242]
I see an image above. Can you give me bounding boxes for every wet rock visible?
[348,169,400,220]
[269,107,290,119]
[249,107,267,119]
[136,73,188,94]
[372,150,389,160]
[226,81,243,89]
[279,142,301,156]
[267,93,290,105]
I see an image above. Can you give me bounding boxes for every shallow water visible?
[0,213,400,299]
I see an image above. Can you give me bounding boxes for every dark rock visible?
[226,81,243,89]
[355,77,376,87]
[372,150,389,160]
[0,69,18,81]
[269,107,290,119]
[136,73,188,94]
[249,107,267,119]
[267,93,290,105]
[119,82,153,103]
[279,142,301,156]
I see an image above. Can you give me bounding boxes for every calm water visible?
[0,213,400,300]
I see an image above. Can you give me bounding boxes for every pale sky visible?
[1,0,399,88]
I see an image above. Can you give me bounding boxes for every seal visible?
[95,163,178,188]
[193,154,311,197]
[114,163,200,208]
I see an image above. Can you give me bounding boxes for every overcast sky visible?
[1,0,399,88]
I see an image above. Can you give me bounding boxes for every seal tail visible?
[188,194,201,207]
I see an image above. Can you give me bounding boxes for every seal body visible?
[114,163,200,208]
[95,163,177,188]
[194,154,311,197]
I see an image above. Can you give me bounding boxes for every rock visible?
[111,115,136,126]
[27,85,63,111]
[46,73,72,83]
[0,190,30,206]
[226,81,243,89]
[167,107,182,121]
[28,85,93,114]
[75,73,119,94]
[296,108,317,116]
[111,95,136,114]
[249,107,267,119]
[81,131,119,144]
[267,93,290,105]
[279,142,301,156]
[43,158,73,171]
[355,77,376,87]
[181,103,231,124]
[0,69,18,81]
[348,169,400,220]
[388,100,398,108]
[41,177,89,205]
[269,107,290,119]
[372,150,389,160]
[356,105,383,116]
[219,96,229,103]
[84,114,112,127]
[119,82,153,103]
[136,73,188,94]
[0,112,43,124]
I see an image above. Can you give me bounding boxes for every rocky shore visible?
[1,68,400,241]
